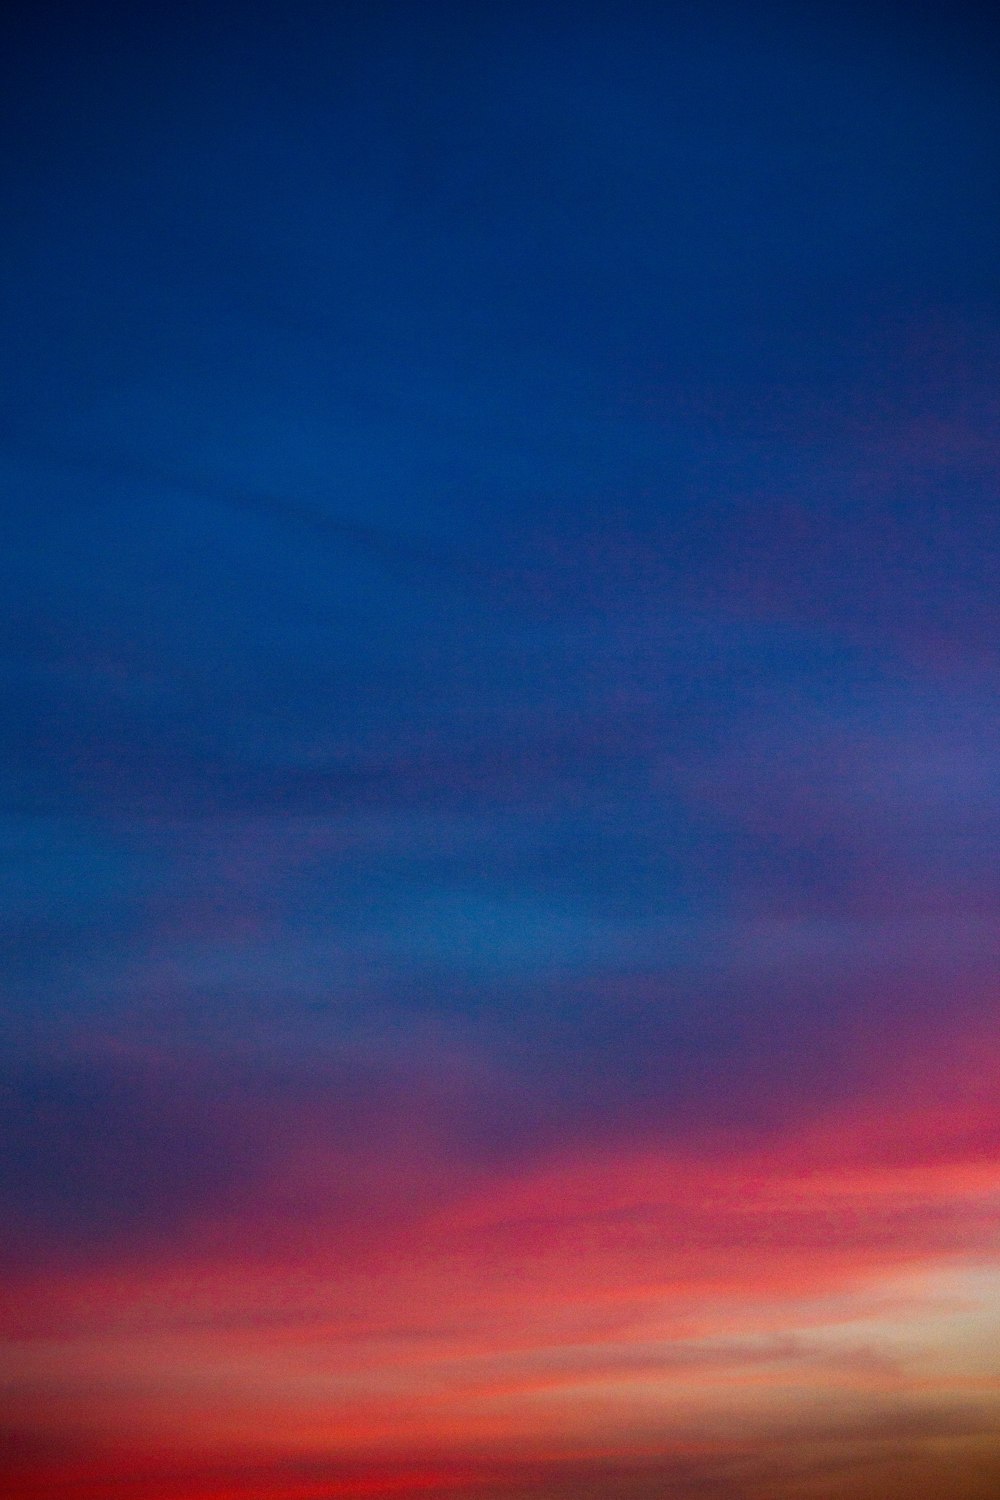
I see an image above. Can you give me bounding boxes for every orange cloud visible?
[4,1019,998,1500]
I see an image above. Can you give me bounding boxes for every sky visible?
[1,1,998,1497]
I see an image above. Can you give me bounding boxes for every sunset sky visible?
[2,3,998,1497]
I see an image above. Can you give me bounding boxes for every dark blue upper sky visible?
[1,0,998,1261]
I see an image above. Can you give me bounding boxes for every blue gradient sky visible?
[2,4,999,1498]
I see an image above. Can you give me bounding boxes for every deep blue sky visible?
[2,7,1000,1497]
[1,0,998,1285]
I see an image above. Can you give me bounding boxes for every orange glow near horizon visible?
[4,1045,999,1499]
